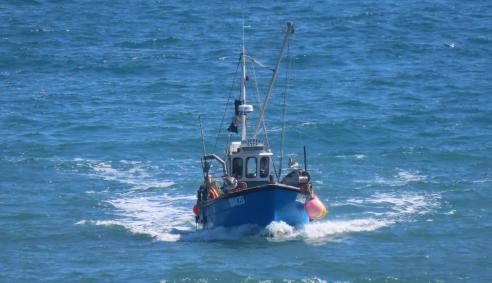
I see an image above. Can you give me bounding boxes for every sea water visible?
[1,1,491,282]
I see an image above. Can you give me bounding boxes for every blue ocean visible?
[1,1,491,282]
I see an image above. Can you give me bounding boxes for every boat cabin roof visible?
[227,139,272,156]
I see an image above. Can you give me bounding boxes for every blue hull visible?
[199,184,309,229]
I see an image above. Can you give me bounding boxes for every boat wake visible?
[73,158,176,190]
[74,158,195,241]
[78,190,439,244]
[263,191,439,244]
[77,194,195,241]
[263,218,391,244]
[75,158,439,244]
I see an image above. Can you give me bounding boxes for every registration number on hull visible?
[296,194,306,204]
[228,196,246,208]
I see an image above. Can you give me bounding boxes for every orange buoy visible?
[192,204,199,216]
[304,194,327,220]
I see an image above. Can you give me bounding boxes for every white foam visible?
[262,190,439,244]
[301,278,329,283]
[335,154,366,160]
[74,159,439,244]
[74,158,196,241]
[75,158,175,190]
[110,195,193,239]
[301,121,318,126]
[348,191,439,218]
[284,191,439,243]
[302,218,392,238]
[77,220,182,241]
[396,169,426,183]
[78,189,439,243]
[263,221,297,241]
[472,179,491,184]
[372,169,427,187]
[80,189,438,243]
[78,193,196,242]
[262,218,392,244]
[444,210,457,215]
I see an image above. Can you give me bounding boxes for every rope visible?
[250,59,279,180]
[279,39,292,179]
[213,60,241,153]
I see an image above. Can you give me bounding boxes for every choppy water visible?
[1,1,492,282]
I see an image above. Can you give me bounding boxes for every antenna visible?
[199,115,211,177]
[303,145,307,171]
[242,18,245,48]
[198,115,207,157]
[239,18,253,141]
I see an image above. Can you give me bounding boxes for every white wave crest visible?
[74,158,175,190]
[77,193,195,242]
[263,221,297,240]
[396,169,427,183]
[335,154,367,160]
[371,169,427,187]
[349,191,439,218]
[263,191,439,244]
[78,189,438,243]
[74,159,439,244]
[262,218,392,244]
[76,219,182,241]
[302,218,392,239]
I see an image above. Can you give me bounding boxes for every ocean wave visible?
[74,157,197,242]
[74,158,175,190]
[157,219,385,243]
[77,188,439,243]
[370,169,427,187]
[74,159,438,244]
[262,191,439,244]
[347,191,439,219]
[334,154,367,160]
[263,218,393,243]
[76,220,182,242]
[77,193,196,242]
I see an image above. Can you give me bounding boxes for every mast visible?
[253,21,294,138]
[240,44,247,141]
[237,41,253,141]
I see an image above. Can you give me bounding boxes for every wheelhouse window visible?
[232,158,243,179]
[260,157,269,178]
[246,157,257,178]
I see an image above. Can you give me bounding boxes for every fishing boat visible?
[193,22,326,229]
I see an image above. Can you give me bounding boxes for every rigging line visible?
[246,55,272,70]
[249,59,268,137]
[279,39,292,178]
[213,60,241,154]
[250,59,279,180]
[249,60,266,138]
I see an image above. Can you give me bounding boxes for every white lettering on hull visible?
[228,196,246,208]
[296,194,306,204]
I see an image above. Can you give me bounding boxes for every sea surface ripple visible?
[1,1,491,282]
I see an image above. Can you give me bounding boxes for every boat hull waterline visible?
[198,184,309,229]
